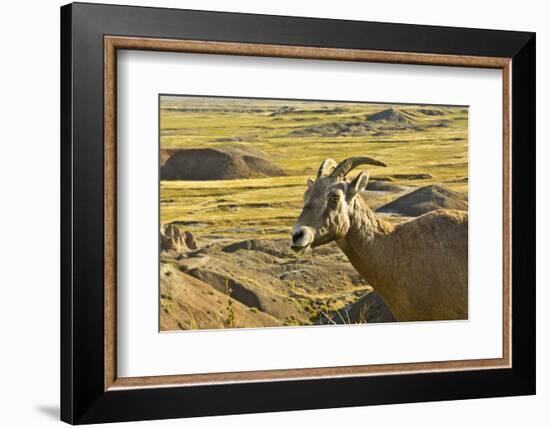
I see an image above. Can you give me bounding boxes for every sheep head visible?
[290,156,386,252]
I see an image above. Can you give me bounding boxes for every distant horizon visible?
[160,93,469,109]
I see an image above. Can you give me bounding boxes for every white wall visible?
[0,0,545,426]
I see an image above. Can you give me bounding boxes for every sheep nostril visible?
[292,230,304,243]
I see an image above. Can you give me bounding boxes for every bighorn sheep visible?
[291,157,468,321]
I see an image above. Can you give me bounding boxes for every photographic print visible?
[159,95,468,331]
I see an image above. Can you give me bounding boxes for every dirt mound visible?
[161,146,285,180]
[367,108,411,123]
[222,239,294,258]
[270,106,295,116]
[366,181,407,192]
[404,107,449,116]
[164,239,394,327]
[319,291,396,324]
[345,292,396,323]
[391,173,432,180]
[289,120,374,137]
[289,108,418,137]
[271,106,346,117]
[160,148,177,167]
[178,253,305,322]
[160,263,281,330]
[418,108,447,115]
[377,184,468,216]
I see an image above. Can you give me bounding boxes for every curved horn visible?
[330,156,386,179]
[316,158,338,178]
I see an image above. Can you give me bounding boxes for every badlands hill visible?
[377,184,468,217]
[161,146,286,180]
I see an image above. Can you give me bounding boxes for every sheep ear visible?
[307,178,314,188]
[347,171,369,200]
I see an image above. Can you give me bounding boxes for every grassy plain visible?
[160,96,468,243]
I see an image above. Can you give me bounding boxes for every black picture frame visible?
[61,2,535,424]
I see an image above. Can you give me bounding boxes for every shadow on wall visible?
[35,405,59,420]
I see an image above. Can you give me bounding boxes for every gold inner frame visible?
[104,35,512,391]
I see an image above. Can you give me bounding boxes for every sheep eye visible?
[328,193,340,206]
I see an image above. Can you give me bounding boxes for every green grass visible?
[160,96,468,242]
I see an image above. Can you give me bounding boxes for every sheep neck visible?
[336,196,393,293]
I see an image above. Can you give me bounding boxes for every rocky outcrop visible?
[160,224,198,253]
